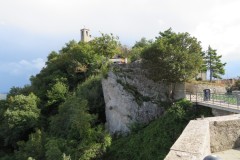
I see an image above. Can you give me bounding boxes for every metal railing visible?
[186,92,240,110]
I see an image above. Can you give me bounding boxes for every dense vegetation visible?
[0,33,119,160]
[103,100,212,160]
[0,29,223,160]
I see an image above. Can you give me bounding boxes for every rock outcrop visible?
[102,63,185,135]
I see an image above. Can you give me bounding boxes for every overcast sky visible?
[1,0,240,93]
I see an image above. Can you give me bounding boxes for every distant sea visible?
[0,93,7,100]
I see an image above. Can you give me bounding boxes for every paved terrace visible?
[186,92,240,113]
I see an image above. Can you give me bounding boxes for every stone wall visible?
[102,63,185,135]
[210,118,240,152]
[165,114,240,160]
[186,82,226,94]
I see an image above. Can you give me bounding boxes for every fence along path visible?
[186,92,240,113]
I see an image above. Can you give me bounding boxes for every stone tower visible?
[80,28,91,42]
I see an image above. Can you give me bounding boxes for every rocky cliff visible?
[102,63,185,135]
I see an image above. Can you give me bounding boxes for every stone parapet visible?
[165,114,240,160]
[164,120,210,160]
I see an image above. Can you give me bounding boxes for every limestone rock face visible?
[102,63,185,135]
[102,71,163,135]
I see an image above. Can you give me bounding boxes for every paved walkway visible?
[214,148,240,160]
[186,94,240,114]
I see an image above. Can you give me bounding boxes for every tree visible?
[90,33,121,58]
[7,85,33,98]
[49,96,111,160]
[0,100,9,150]
[49,96,93,139]
[141,29,203,101]
[45,138,63,160]
[119,44,130,58]
[204,46,226,82]
[47,82,68,106]
[15,129,45,160]
[76,76,106,123]
[2,93,40,148]
[129,37,152,62]
[141,28,203,83]
[30,40,104,99]
[132,37,152,49]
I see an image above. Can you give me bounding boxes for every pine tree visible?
[204,46,226,82]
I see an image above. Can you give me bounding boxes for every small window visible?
[86,31,88,36]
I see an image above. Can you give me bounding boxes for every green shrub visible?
[76,76,106,123]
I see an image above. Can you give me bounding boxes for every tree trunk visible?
[210,69,212,82]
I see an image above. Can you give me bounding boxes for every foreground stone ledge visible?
[165,114,240,160]
[164,120,210,160]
